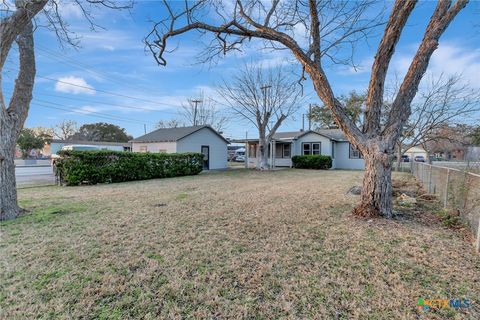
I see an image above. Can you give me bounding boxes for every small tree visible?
[181,92,228,132]
[469,126,480,146]
[156,119,183,129]
[70,122,133,142]
[17,128,50,159]
[308,91,365,129]
[394,75,480,169]
[217,65,304,169]
[53,120,78,140]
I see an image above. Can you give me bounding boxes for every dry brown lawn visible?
[1,169,479,319]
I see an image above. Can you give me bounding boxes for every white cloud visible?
[391,42,480,88]
[55,76,95,95]
[338,57,374,75]
[57,1,83,19]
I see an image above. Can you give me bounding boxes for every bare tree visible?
[217,64,304,169]
[146,0,468,218]
[395,74,480,170]
[181,92,228,132]
[53,119,78,140]
[156,119,183,129]
[0,0,131,220]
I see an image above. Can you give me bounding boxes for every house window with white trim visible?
[349,143,362,159]
[302,142,321,155]
[139,146,147,153]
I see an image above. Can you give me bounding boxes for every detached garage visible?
[131,125,228,170]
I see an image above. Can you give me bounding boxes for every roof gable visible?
[131,125,229,143]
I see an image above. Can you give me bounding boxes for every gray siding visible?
[334,142,365,170]
[176,127,228,169]
[293,132,333,157]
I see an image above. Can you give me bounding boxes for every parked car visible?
[401,155,410,162]
[235,155,245,162]
[414,155,425,162]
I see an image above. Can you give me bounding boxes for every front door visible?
[201,145,209,170]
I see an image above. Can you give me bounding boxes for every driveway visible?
[15,165,55,187]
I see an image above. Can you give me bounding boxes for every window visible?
[139,146,147,153]
[331,142,335,159]
[158,149,167,153]
[302,142,321,155]
[283,144,291,158]
[303,143,311,155]
[349,143,362,159]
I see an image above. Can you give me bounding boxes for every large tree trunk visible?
[395,143,402,171]
[257,137,269,170]
[0,21,37,220]
[352,145,394,218]
[0,121,21,220]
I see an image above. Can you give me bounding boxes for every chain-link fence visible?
[412,162,480,253]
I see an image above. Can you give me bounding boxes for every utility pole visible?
[308,104,312,130]
[260,85,271,110]
[144,124,147,134]
[191,99,202,126]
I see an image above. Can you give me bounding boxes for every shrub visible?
[54,151,203,186]
[292,155,332,170]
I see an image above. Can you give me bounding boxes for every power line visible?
[33,95,180,115]
[36,44,161,94]
[33,102,157,125]
[5,67,182,107]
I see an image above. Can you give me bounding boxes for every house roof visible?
[50,139,130,147]
[130,125,229,143]
[233,128,348,143]
[315,129,348,141]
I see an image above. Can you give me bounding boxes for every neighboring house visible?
[130,125,228,170]
[43,139,131,156]
[235,129,364,170]
[403,146,428,160]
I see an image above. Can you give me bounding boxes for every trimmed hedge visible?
[292,155,332,170]
[54,150,204,186]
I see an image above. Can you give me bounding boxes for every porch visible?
[246,140,293,168]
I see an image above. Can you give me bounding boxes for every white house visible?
[131,125,229,170]
[403,146,428,160]
[44,139,131,156]
[236,129,364,170]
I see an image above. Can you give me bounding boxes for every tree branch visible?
[364,0,417,136]
[384,0,469,144]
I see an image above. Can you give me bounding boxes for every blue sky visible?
[2,1,480,140]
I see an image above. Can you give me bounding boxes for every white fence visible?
[412,162,480,252]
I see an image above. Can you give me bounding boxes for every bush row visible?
[292,155,332,170]
[54,151,204,186]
